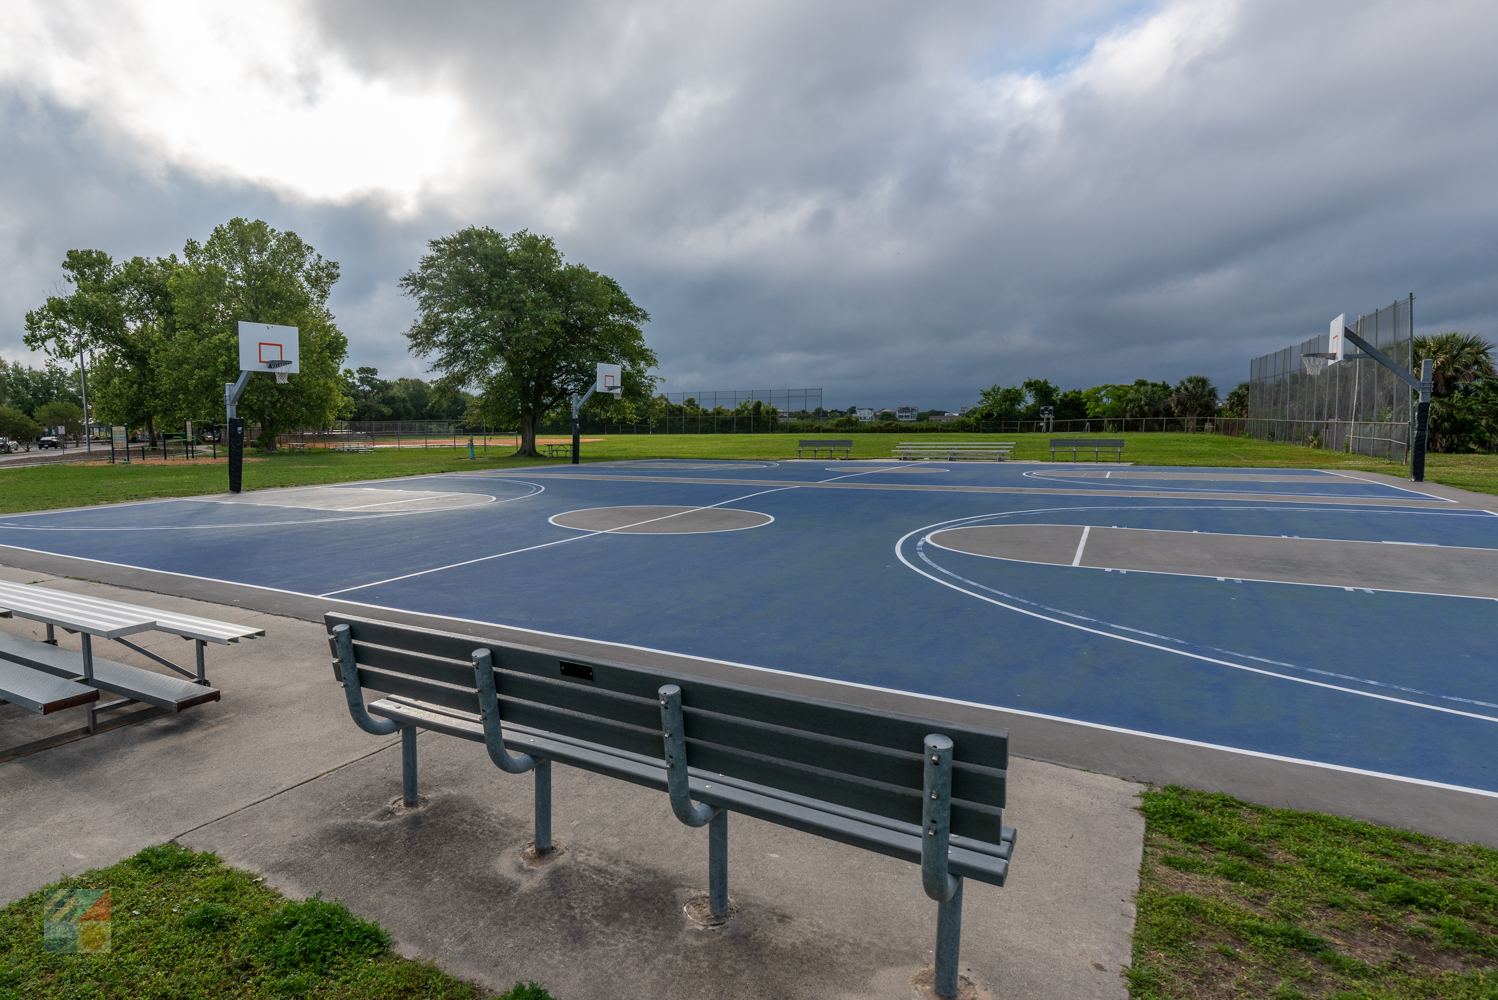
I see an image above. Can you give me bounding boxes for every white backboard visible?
[1329,314,1346,362]
[239,322,300,373]
[596,363,622,393]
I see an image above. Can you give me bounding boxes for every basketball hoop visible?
[1302,352,1335,376]
[276,372,289,384]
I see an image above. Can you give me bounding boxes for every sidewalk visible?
[0,564,1143,999]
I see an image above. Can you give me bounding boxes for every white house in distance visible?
[895,406,918,422]
[856,407,875,422]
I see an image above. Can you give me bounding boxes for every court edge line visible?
[1070,526,1090,566]
[1019,468,1454,501]
[317,485,799,597]
[476,471,1466,508]
[0,539,1493,800]
[898,520,1498,724]
[1321,469,1451,501]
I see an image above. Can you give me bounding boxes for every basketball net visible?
[1302,355,1330,376]
[276,372,289,384]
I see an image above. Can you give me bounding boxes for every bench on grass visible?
[797,439,854,458]
[330,442,373,453]
[891,441,1014,461]
[328,613,1015,998]
[0,581,261,759]
[1049,438,1125,462]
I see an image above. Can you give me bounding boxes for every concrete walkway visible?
[0,564,1143,999]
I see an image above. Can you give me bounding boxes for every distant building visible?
[958,405,974,416]
[875,408,896,421]
[929,412,961,423]
[856,407,875,422]
[896,406,918,422]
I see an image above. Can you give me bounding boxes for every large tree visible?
[1169,375,1219,423]
[1413,332,1494,398]
[157,219,348,449]
[401,228,656,456]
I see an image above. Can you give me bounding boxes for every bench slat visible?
[369,696,1011,885]
[338,647,1005,804]
[328,615,1007,769]
[0,659,100,714]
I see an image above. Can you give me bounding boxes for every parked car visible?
[0,437,15,453]
[37,436,61,449]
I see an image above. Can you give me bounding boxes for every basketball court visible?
[1,458,1495,804]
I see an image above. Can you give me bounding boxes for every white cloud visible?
[0,0,469,207]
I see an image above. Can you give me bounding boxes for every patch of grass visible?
[1129,786,1498,999]
[0,842,496,998]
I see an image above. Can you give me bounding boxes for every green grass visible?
[0,843,536,999]
[1129,786,1498,999]
[3,432,1496,515]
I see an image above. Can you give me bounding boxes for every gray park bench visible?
[1049,438,1125,462]
[797,438,854,458]
[329,613,1015,998]
[891,441,1014,461]
[0,581,262,760]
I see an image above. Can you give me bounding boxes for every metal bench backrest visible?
[328,613,1007,843]
[799,439,853,447]
[1049,438,1124,448]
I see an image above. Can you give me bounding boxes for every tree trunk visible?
[516,412,540,457]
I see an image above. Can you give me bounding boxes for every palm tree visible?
[1170,375,1219,424]
[1412,332,1494,398]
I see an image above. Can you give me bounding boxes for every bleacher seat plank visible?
[0,632,219,712]
[0,660,99,714]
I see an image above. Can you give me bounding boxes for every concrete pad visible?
[0,565,1144,999]
[550,505,774,533]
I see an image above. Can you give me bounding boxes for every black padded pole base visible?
[228,418,245,493]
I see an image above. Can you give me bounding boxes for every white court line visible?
[0,536,1493,801]
[1071,525,1091,566]
[317,485,799,597]
[1321,469,1452,501]
[897,513,1498,724]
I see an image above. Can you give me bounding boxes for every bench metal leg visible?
[709,809,728,917]
[45,624,56,646]
[195,639,207,685]
[534,758,552,852]
[401,726,418,806]
[934,876,964,997]
[81,633,96,733]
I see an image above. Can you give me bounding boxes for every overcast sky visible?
[2,0,1494,410]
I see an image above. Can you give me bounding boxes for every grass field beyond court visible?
[4,433,1493,515]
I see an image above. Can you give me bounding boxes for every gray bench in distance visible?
[797,438,854,458]
[1049,438,1125,462]
[329,613,1015,998]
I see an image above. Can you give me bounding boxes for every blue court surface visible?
[3,459,1495,794]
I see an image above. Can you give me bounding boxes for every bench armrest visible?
[333,624,401,736]
[659,684,720,828]
[472,648,540,774]
[922,734,960,902]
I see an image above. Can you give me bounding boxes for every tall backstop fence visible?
[1244,296,1414,460]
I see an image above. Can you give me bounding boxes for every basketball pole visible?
[1340,328,1432,482]
[224,370,252,494]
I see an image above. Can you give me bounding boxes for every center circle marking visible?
[550,505,773,534]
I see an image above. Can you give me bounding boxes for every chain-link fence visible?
[1244,296,1414,460]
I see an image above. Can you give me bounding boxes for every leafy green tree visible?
[34,400,84,438]
[402,228,656,457]
[158,219,348,450]
[0,406,44,448]
[970,384,1026,421]
[1413,332,1493,398]
[1054,389,1089,421]
[1169,375,1218,423]
[0,356,81,415]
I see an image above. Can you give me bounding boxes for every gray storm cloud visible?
[1,0,1494,409]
